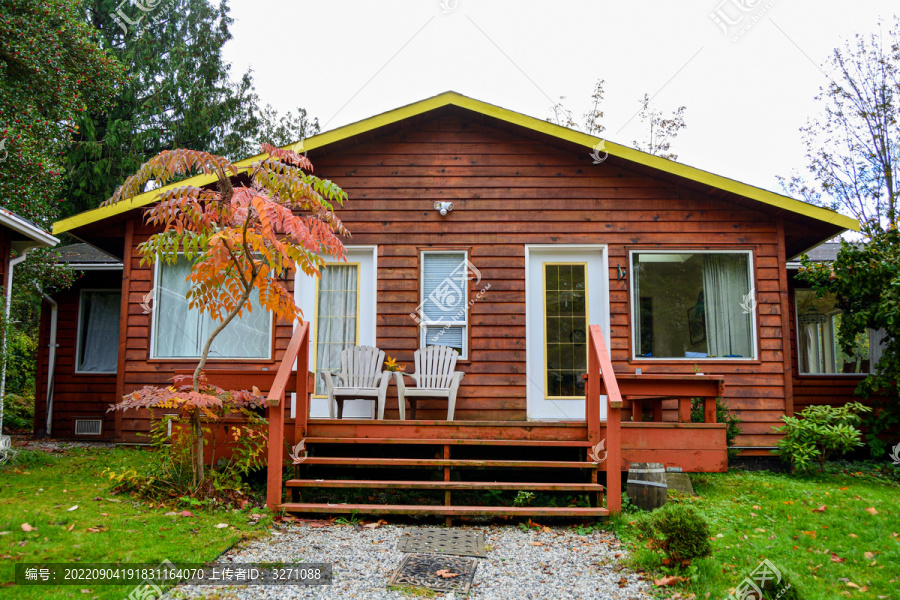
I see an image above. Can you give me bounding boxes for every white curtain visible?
[702,254,752,358]
[315,265,358,395]
[154,258,270,358]
[869,328,887,371]
[79,292,121,372]
[800,323,822,374]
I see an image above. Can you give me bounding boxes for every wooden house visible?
[36,92,859,516]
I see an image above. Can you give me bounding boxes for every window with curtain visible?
[77,290,122,373]
[631,251,755,359]
[795,289,881,375]
[420,252,468,358]
[152,258,271,359]
[314,264,359,395]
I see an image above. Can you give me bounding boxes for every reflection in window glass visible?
[544,264,588,397]
[795,290,870,374]
[631,252,754,359]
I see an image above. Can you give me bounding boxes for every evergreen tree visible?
[64,0,318,217]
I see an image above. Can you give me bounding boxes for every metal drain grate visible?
[389,553,478,595]
[396,528,486,558]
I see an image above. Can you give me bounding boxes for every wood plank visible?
[300,457,597,468]
[279,503,609,517]
[302,437,591,447]
[286,480,604,491]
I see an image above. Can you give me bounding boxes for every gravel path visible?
[168,522,651,600]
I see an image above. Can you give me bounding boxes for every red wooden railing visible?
[587,325,622,514]
[266,321,310,510]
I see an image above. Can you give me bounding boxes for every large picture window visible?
[631,251,756,360]
[795,289,884,375]
[420,251,469,359]
[151,258,271,359]
[76,290,121,373]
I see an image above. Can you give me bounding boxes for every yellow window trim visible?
[53,91,858,235]
[543,262,589,400]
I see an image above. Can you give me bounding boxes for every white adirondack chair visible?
[393,345,465,420]
[320,346,392,419]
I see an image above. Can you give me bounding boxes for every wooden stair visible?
[279,436,609,522]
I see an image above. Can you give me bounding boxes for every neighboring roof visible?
[0,208,58,253]
[798,241,842,263]
[52,91,859,236]
[55,243,122,268]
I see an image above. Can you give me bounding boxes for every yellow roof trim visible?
[53,91,858,234]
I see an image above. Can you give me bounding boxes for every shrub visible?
[632,503,712,567]
[2,393,34,431]
[691,397,742,463]
[773,402,871,474]
[104,400,268,506]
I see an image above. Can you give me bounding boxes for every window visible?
[151,257,271,359]
[313,263,359,395]
[544,263,588,398]
[631,251,756,359]
[76,290,121,373]
[420,251,470,359]
[795,290,885,375]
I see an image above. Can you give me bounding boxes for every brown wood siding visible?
[34,271,121,439]
[111,114,794,449]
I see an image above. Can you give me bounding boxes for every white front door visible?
[294,246,378,419]
[525,246,609,421]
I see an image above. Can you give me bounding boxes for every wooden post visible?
[265,322,309,512]
[266,395,284,511]
[704,396,717,423]
[589,325,621,515]
[444,445,452,527]
[775,219,796,417]
[114,219,134,443]
[678,398,691,423]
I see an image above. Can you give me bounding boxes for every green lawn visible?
[0,446,272,600]
[617,465,900,599]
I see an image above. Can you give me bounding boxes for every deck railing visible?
[587,325,622,514]
[266,321,310,510]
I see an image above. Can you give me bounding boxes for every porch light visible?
[433,201,453,216]
[798,305,827,325]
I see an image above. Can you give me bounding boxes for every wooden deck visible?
[262,323,727,520]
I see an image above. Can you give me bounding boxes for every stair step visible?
[303,437,592,447]
[301,457,598,468]
[286,479,604,492]
[279,502,610,517]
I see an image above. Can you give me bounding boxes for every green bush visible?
[632,503,712,567]
[2,393,34,431]
[773,402,871,474]
[5,329,37,397]
[691,397,742,463]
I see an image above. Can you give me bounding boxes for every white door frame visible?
[525,244,610,421]
[293,246,378,419]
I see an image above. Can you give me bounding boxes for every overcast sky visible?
[222,1,896,197]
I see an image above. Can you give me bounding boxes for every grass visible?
[616,463,900,599]
[0,446,273,600]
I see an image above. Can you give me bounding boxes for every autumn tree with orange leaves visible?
[105,144,349,486]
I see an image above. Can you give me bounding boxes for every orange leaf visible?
[654,575,688,586]
[21,523,33,532]
[830,553,845,563]
[435,569,459,579]
[865,507,878,515]
[812,505,827,513]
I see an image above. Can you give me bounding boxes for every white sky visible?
[222,1,897,196]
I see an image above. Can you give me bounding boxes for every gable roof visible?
[52,91,858,236]
[0,208,58,252]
